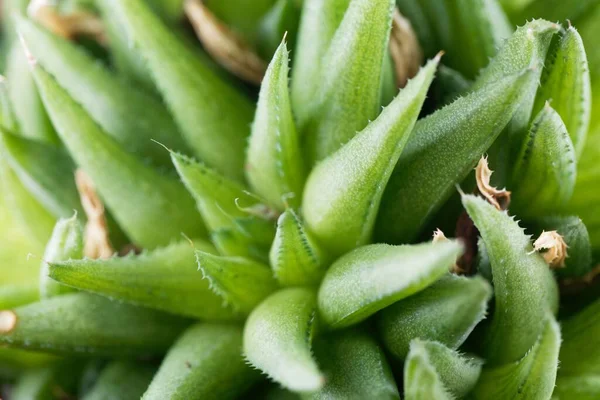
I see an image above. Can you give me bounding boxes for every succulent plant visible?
[0,0,599,399]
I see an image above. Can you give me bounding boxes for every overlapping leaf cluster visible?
[0,0,599,399]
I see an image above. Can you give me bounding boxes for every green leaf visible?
[257,0,301,59]
[515,0,600,27]
[0,348,58,380]
[291,0,351,127]
[40,215,83,299]
[270,209,329,286]
[376,71,533,243]
[510,105,577,217]
[12,362,83,400]
[211,228,270,262]
[244,288,323,392]
[196,251,278,315]
[432,64,473,106]
[0,293,189,356]
[32,63,207,249]
[102,0,255,181]
[396,0,451,58]
[555,375,600,400]
[0,127,80,218]
[534,216,593,279]
[17,16,191,168]
[0,285,39,309]
[49,241,239,320]
[378,274,491,360]
[404,340,483,400]
[205,0,278,45]
[533,26,591,157]
[462,194,558,365]
[172,152,274,240]
[0,76,17,131]
[247,40,305,210]
[472,315,561,400]
[317,240,463,329]
[83,361,156,400]
[303,57,438,255]
[560,297,600,376]
[5,42,58,144]
[303,0,395,163]
[143,324,261,400]
[305,328,400,400]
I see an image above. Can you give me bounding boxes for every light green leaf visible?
[403,342,452,400]
[472,315,561,400]
[317,240,463,329]
[555,375,600,400]
[40,215,83,299]
[0,293,189,356]
[291,0,351,127]
[49,241,238,320]
[533,26,591,157]
[0,76,17,131]
[12,361,83,400]
[0,285,39,310]
[247,41,304,210]
[244,288,323,393]
[303,0,395,163]
[270,209,329,287]
[0,348,58,380]
[510,105,577,217]
[83,361,156,400]
[462,194,558,364]
[205,0,278,45]
[211,228,271,262]
[32,63,207,249]
[560,297,600,376]
[5,42,58,144]
[0,127,80,219]
[376,71,533,243]
[303,57,438,255]
[196,251,278,315]
[405,340,483,400]
[305,328,400,400]
[378,274,491,360]
[143,324,260,400]
[17,16,191,168]
[102,0,255,180]
[515,0,600,28]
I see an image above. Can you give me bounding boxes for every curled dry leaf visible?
[28,0,107,44]
[389,8,423,89]
[475,156,511,211]
[432,229,463,274]
[0,310,17,333]
[533,230,568,269]
[184,0,267,84]
[75,169,114,259]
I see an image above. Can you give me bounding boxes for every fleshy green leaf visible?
[257,0,301,59]
[196,251,278,315]
[555,376,600,400]
[205,0,278,45]
[306,328,400,400]
[269,209,329,287]
[32,63,207,249]
[0,285,39,309]
[0,76,17,131]
[244,288,323,393]
[0,293,189,356]
[376,71,533,243]
[291,0,351,126]
[303,0,395,163]
[378,274,491,360]
[143,324,261,400]
[0,348,58,380]
[462,194,558,364]
[247,40,304,210]
[83,361,156,400]
[515,0,600,28]
[40,215,83,299]
[12,361,83,400]
[0,127,79,218]
[17,16,191,168]
[472,315,561,400]
[533,26,591,157]
[432,64,473,106]
[510,105,577,217]
[49,241,239,320]
[317,240,463,329]
[560,297,600,377]
[211,228,271,262]
[404,340,483,400]
[303,57,438,255]
[5,42,58,144]
[102,0,255,180]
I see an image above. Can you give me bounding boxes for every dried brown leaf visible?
[475,156,511,211]
[533,230,568,269]
[184,0,267,84]
[432,228,463,274]
[389,8,423,88]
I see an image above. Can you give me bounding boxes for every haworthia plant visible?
[303,56,438,255]
[317,240,463,329]
[31,63,207,248]
[244,288,323,392]
[143,324,260,399]
[0,293,189,356]
[50,240,239,320]
[378,274,492,360]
